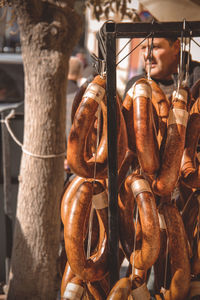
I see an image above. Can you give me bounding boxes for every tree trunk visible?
[7,1,82,299]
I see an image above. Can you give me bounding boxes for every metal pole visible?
[106,28,119,288]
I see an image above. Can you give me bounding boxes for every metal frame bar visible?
[104,21,200,38]
[106,31,118,287]
[99,20,200,287]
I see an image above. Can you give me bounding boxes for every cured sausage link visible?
[67,75,107,178]
[181,191,199,257]
[61,176,86,224]
[190,96,200,114]
[183,191,200,277]
[65,181,109,282]
[153,88,189,196]
[86,95,107,163]
[183,167,200,189]
[67,74,128,179]
[122,88,137,155]
[132,78,160,176]
[149,79,170,147]
[159,203,190,300]
[71,77,94,123]
[89,92,129,172]
[181,113,200,189]
[130,174,160,272]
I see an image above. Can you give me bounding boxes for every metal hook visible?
[93,20,115,77]
[177,19,187,91]
[91,52,106,78]
[146,35,154,80]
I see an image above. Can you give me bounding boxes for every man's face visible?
[140,38,180,81]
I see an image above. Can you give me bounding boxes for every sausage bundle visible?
[60,75,200,299]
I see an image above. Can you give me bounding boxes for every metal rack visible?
[97,20,200,287]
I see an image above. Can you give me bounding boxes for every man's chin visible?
[145,66,159,78]
[149,68,161,78]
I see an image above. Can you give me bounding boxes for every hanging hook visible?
[146,19,156,80]
[92,20,115,77]
[91,52,106,77]
[183,28,192,87]
[177,19,187,91]
[146,35,154,80]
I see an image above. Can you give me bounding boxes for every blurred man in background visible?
[124,37,200,99]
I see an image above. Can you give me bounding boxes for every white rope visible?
[1,109,23,147]
[1,109,66,159]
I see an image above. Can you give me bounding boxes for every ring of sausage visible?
[129,174,160,273]
[67,75,108,178]
[64,180,109,282]
[131,78,160,176]
[153,87,189,196]
[181,111,200,189]
[67,75,128,179]
[149,79,170,147]
[159,202,191,300]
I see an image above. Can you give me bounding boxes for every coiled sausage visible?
[152,87,189,196]
[183,191,200,276]
[67,75,128,179]
[67,75,108,178]
[61,176,85,224]
[132,78,160,176]
[122,87,137,156]
[181,112,200,189]
[64,180,109,282]
[159,202,190,300]
[149,79,170,147]
[129,174,160,272]
[190,96,200,114]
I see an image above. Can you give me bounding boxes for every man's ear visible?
[173,39,180,55]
